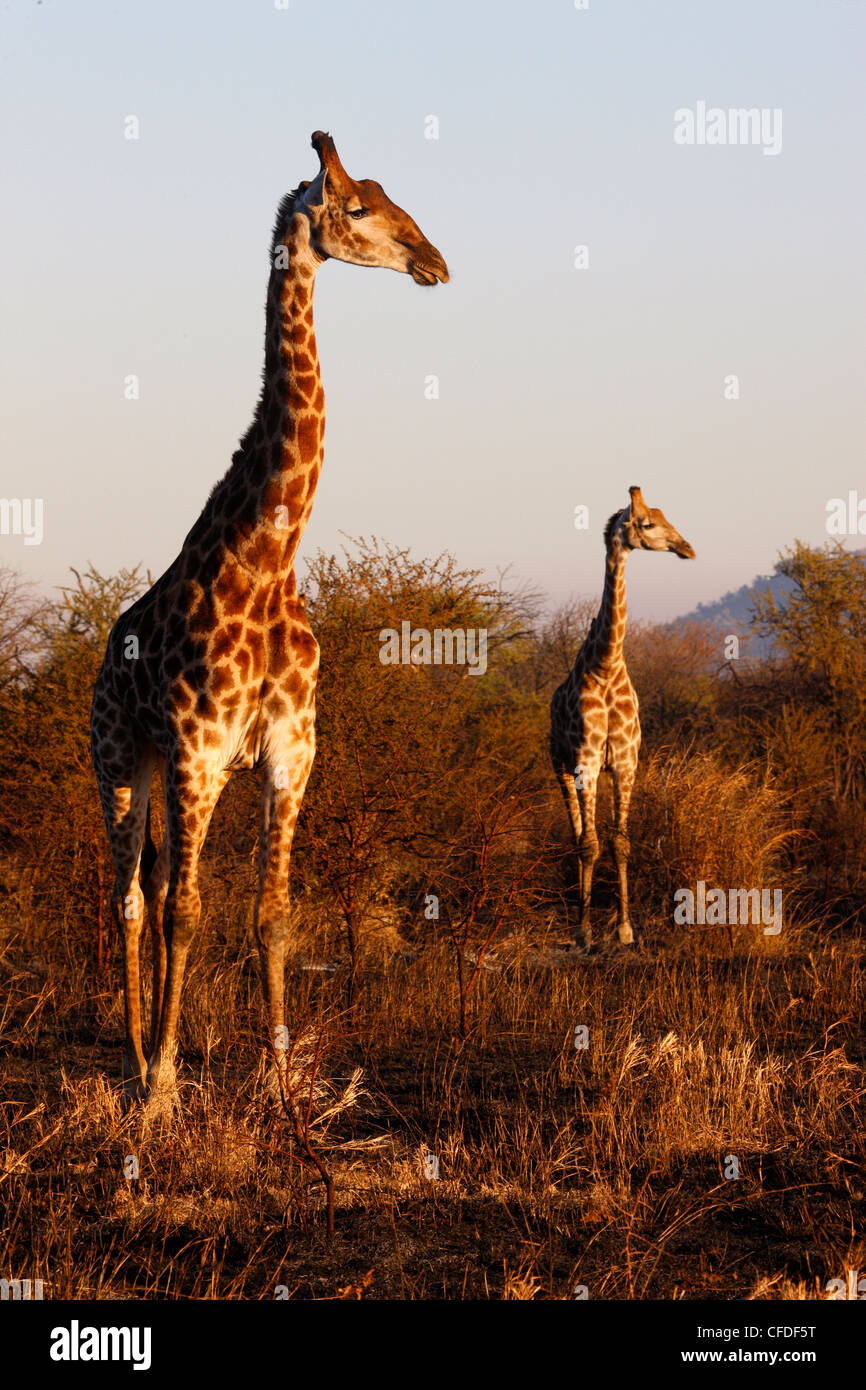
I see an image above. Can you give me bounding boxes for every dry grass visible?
[629,750,800,907]
[1,864,863,1300]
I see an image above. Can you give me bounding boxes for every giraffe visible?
[550,486,695,949]
[91,131,448,1107]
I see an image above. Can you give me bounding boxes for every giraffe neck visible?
[586,534,629,676]
[194,210,325,581]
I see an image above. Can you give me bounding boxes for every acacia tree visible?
[294,538,542,1008]
[751,541,866,801]
[744,541,866,893]
[0,567,47,691]
[433,779,553,1038]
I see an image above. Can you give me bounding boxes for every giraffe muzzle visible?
[670,538,696,559]
[405,243,449,286]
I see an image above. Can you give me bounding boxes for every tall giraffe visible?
[550,486,695,948]
[91,131,448,1107]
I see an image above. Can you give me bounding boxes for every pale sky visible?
[1,0,863,620]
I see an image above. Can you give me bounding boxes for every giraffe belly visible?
[223,684,315,772]
[224,714,265,772]
[223,687,281,771]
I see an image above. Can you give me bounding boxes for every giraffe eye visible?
[347,207,368,220]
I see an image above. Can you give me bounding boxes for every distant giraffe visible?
[91,131,448,1107]
[550,486,695,948]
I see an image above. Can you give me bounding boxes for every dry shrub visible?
[629,749,797,911]
[624,617,719,744]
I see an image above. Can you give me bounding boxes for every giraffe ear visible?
[297,167,326,209]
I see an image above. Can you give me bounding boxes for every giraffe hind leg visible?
[554,763,587,942]
[142,785,170,1057]
[92,731,155,1105]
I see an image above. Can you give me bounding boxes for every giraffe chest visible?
[110,566,320,766]
[558,669,639,751]
[123,627,317,768]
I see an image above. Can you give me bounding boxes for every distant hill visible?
[668,550,866,661]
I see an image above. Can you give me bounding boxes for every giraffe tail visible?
[141,798,158,888]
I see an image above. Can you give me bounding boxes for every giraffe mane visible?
[603,510,623,551]
[269,186,305,259]
[200,185,308,511]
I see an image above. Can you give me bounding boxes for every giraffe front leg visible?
[612,764,636,945]
[576,775,601,950]
[612,830,633,944]
[255,728,316,1101]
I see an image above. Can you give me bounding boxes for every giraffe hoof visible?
[121,1058,148,1111]
[142,1073,179,1122]
[120,1078,147,1113]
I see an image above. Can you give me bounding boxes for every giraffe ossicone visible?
[90,131,448,1110]
[550,485,695,949]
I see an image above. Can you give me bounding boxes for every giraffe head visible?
[607,485,696,559]
[291,131,449,285]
